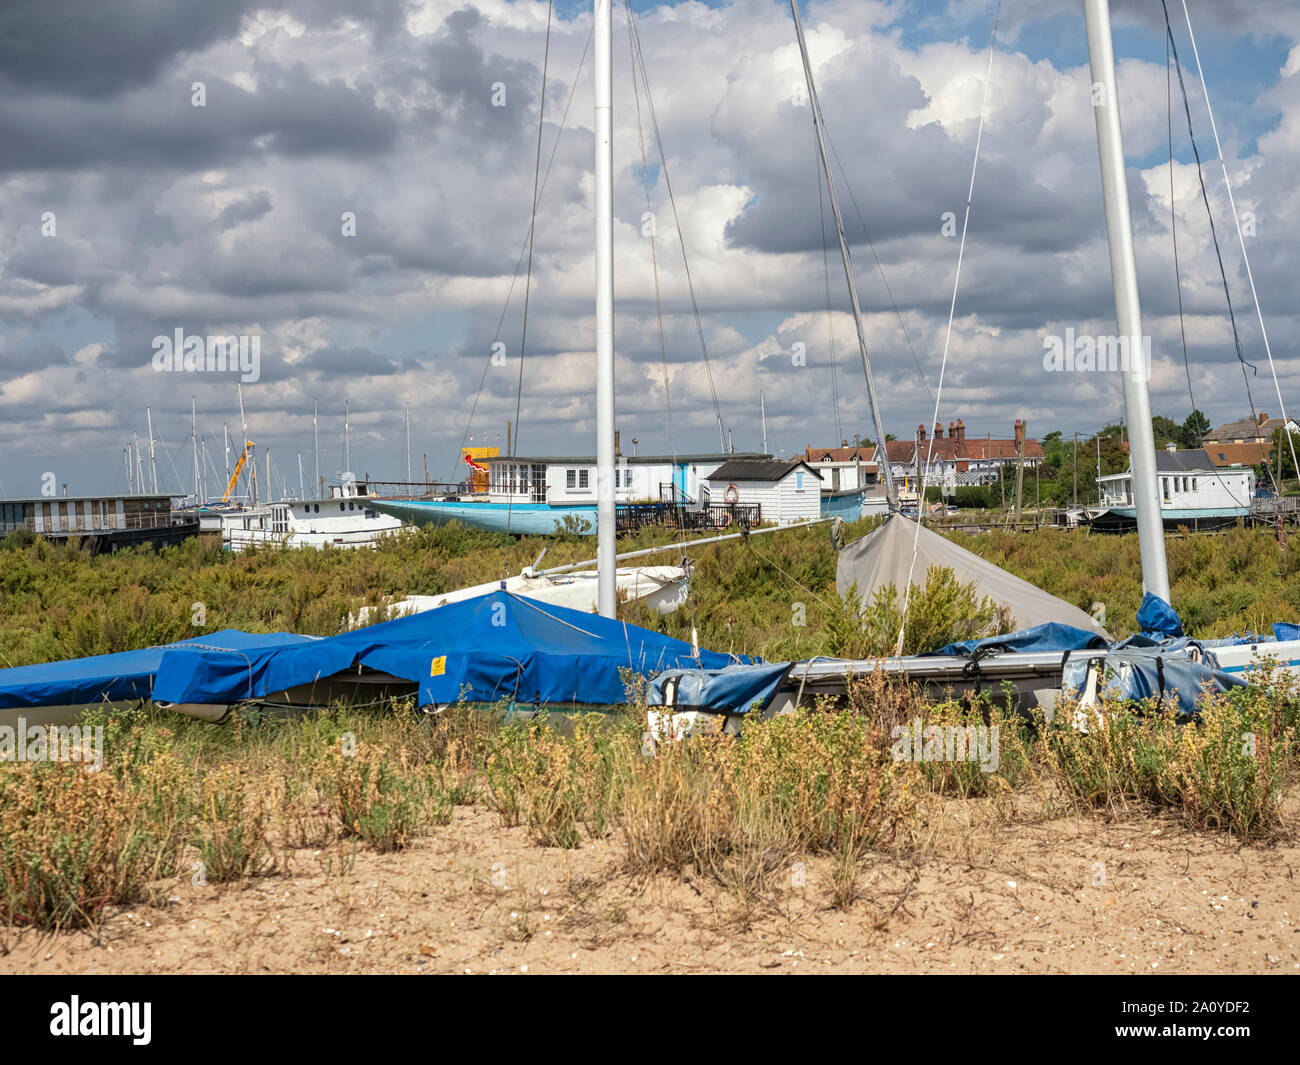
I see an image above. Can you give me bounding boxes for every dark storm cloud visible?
[215,190,273,230]
[0,0,254,98]
[0,68,399,174]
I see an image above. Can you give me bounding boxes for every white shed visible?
[704,459,822,525]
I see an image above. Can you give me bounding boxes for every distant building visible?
[831,419,1045,489]
[704,459,822,524]
[1204,412,1299,445]
[0,493,196,552]
[483,451,762,505]
[802,443,877,491]
[1202,412,1298,469]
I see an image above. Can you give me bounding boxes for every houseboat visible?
[368,450,765,535]
[0,492,196,552]
[1088,446,1254,532]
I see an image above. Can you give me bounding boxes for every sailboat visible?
[648,0,1300,734]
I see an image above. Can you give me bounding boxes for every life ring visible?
[723,483,740,504]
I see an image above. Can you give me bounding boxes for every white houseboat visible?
[1089,446,1255,532]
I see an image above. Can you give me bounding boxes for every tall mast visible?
[298,453,305,501]
[145,407,158,493]
[124,447,132,494]
[224,422,231,494]
[760,390,768,454]
[237,384,254,505]
[344,398,352,474]
[595,0,616,618]
[404,402,411,483]
[789,0,896,507]
[1083,0,1170,603]
[313,399,321,497]
[191,397,199,503]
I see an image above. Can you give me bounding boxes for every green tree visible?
[1181,409,1211,448]
[1150,415,1181,450]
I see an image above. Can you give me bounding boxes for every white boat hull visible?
[353,565,689,626]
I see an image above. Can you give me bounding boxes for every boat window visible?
[339,503,345,511]
[566,469,576,490]
[348,502,355,510]
[365,510,377,519]
[314,504,319,513]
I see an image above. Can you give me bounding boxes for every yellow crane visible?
[221,441,255,503]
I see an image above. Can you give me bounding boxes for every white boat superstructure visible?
[219,479,404,551]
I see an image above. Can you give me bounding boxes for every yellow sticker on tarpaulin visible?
[430,655,446,676]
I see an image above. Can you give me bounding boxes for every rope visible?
[1178,0,1300,492]
[896,0,1000,658]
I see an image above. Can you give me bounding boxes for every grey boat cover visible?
[836,514,1110,639]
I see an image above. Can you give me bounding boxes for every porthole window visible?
[339,503,345,512]
[314,504,319,513]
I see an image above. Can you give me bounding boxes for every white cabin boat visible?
[218,479,404,551]
[1089,446,1255,531]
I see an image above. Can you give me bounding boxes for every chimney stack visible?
[917,423,926,442]
[1013,418,1024,444]
[1259,412,1270,426]
[947,421,956,439]
[614,429,621,457]
[956,419,965,443]
[935,421,943,440]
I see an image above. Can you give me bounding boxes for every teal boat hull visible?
[368,499,597,535]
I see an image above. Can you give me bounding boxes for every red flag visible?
[463,453,489,474]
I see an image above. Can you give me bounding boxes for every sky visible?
[2,0,1299,500]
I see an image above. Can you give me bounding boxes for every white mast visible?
[265,448,272,503]
[237,384,254,506]
[405,402,412,482]
[201,437,208,502]
[191,397,199,504]
[344,399,352,475]
[1083,0,1170,603]
[223,422,231,495]
[124,447,132,494]
[789,0,896,508]
[595,0,616,618]
[298,453,305,501]
[145,407,158,493]
[760,390,769,454]
[313,399,321,497]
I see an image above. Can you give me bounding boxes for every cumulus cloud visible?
[0,0,1297,497]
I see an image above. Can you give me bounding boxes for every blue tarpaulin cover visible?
[937,623,1109,657]
[151,591,744,707]
[1061,645,1245,716]
[1137,593,1184,639]
[648,662,793,716]
[1273,622,1300,642]
[0,630,314,710]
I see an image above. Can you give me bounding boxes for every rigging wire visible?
[896,0,1000,657]
[451,21,594,485]
[504,0,554,554]
[625,4,727,452]
[1177,0,1300,491]
[816,147,845,444]
[823,128,935,408]
[624,0,685,532]
[1164,25,1258,505]
[625,2,675,459]
[1161,1,1261,431]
